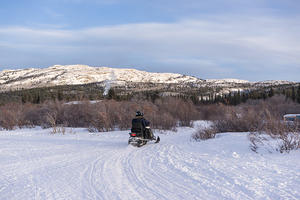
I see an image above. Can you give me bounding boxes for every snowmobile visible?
[128,127,160,147]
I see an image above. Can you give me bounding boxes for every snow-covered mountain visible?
[206,78,250,84]
[0,65,202,92]
[0,64,296,92]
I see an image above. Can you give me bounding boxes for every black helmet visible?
[136,111,143,117]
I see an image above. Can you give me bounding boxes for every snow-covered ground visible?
[1,123,300,200]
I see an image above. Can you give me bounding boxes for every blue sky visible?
[0,0,300,81]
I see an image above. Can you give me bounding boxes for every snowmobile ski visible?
[128,133,160,147]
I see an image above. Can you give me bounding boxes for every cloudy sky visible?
[0,0,299,81]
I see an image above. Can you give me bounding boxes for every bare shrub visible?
[152,112,177,131]
[22,104,46,127]
[246,103,300,153]
[196,96,300,153]
[0,103,24,130]
[88,126,98,133]
[248,132,271,153]
[245,95,300,119]
[213,106,264,133]
[46,111,58,133]
[57,125,66,135]
[104,100,131,130]
[46,109,66,132]
[258,117,300,153]
[277,131,300,153]
[249,127,300,153]
[58,102,94,127]
[0,97,204,131]
[50,124,66,134]
[177,100,197,127]
[155,97,197,127]
[192,127,217,141]
[197,104,227,120]
[117,101,142,130]
[91,111,111,132]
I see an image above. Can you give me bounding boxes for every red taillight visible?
[131,133,136,137]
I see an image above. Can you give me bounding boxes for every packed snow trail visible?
[1,124,300,200]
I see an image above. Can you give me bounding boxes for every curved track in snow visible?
[1,126,300,200]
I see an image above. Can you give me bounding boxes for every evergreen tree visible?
[297,86,300,104]
[292,87,296,102]
[107,88,116,100]
[57,90,63,101]
[268,87,274,98]
[262,93,267,100]
[236,91,241,104]
[241,93,248,103]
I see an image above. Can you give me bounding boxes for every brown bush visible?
[197,104,227,121]
[211,106,264,133]
[194,96,300,152]
[57,102,95,127]
[238,97,300,153]
[249,120,300,153]
[2,94,299,139]
[277,131,300,153]
[0,103,24,130]
[152,112,177,131]
[155,97,197,127]
[192,127,217,141]
[22,104,49,127]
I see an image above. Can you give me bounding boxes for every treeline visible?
[0,97,199,131]
[1,83,300,106]
[0,84,105,105]
[193,85,300,105]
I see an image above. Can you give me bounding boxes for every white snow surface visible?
[1,122,300,200]
[206,78,250,84]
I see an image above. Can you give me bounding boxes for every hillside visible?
[0,65,298,104]
[0,65,296,92]
[0,65,201,92]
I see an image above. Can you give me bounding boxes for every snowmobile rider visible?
[131,111,154,139]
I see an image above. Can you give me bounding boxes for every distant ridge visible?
[0,65,201,92]
[0,64,296,93]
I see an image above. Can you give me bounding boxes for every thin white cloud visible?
[0,15,299,80]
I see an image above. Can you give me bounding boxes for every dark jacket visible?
[131,116,150,134]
